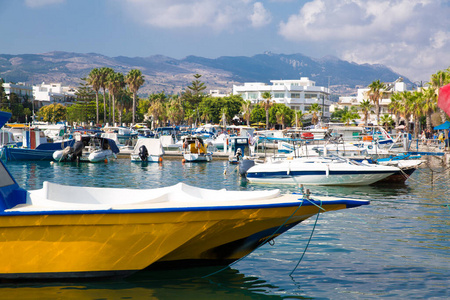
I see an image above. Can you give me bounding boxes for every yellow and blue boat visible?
[0,110,369,280]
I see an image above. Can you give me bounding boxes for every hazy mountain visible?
[0,51,410,97]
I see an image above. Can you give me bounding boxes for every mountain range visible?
[0,51,410,98]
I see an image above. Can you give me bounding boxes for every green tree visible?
[99,67,114,123]
[125,69,145,125]
[367,80,386,122]
[295,110,305,128]
[261,91,273,129]
[0,79,6,104]
[380,114,394,131]
[275,104,291,129]
[250,104,266,125]
[429,70,450,123]
[241,100,252,126]
[340,107,359,125]
[116,88,132,124]
[389,92,403,126]
[359,99,373,127]
[107,72,125,125]
[183,74,206,124]
[87,68,102,124]
[421,87,437,131]
[308,103,321,125]
[406,91,425,138]
[137,99,151,122]
[73,80,96,123]
[166,97,184,125]
[37,103,67,123]
[148,100,165,128]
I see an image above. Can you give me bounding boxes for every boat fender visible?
[326,164,329,177]
[287,162,290,175]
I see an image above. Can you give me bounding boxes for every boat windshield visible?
[0,161,15,187]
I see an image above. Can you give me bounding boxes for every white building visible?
[33,82,77,108]
[2,82,33,102]
[209,89,230,97]
[233,77,332,119]
[337,77,408,123]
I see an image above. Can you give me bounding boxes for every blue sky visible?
[1,0,450,82]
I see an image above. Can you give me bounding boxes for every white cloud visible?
[25,0,64,8]
[121,0,271,31]
[250,2,272,28]
[278,0,450,80]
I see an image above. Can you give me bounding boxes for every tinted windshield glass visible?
[0,162,15,187]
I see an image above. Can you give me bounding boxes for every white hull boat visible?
[246,156,399,185]
[130,138,164,163]
[183,153,213,162]
[182,135,213,162]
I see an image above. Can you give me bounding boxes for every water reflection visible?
[0,267,297,300]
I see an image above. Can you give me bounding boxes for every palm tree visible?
[241,100,252,126]
[261,91,273,129]
[380,114,394,131]
[166,97,184,125]
[389,92,403,127]
[275,105,290,129]
[367,80,386,122]
[429,70,450,123]
[421,87,437,131]
[405,91,424,138]
[107,72,125,125]
[295,110,305,128]
[148,100,164,128]
[359,99,373,127]
[99,67,114,124]
[87,68,101,124]
[125,69,145,125]
[341,107,359,126]
[308,103,321,125]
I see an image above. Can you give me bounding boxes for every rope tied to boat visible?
[289,197,323,276]
[202,191,309,279]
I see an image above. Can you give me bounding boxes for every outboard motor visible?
[139,145,149,162]
[239,159,255,177]
[60,146,73,161]
[70,141,84,161]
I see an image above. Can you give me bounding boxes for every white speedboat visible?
[246,155,399,185]
[130,138,164,162]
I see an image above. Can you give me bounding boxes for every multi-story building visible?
[336,77,408,123]
[232,77,332,119]
[33,83,77,109]
[2,82,34,102]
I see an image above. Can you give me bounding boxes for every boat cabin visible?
[182,135,208,154]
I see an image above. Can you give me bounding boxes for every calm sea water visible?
[1,158,449,299]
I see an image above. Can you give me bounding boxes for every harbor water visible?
[1,159,448,299]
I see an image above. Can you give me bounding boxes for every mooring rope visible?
[202,196,307,279]
[289,198,323,276]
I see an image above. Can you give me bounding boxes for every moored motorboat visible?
[181,135,212,162]
[53,135,119,163]
[130,138,164,162]
[0,127,75,161]
[245,155,399,185]
[376,159,424,183]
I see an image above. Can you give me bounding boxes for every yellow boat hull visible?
[154,202,347,267]
[0,201,346,278]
